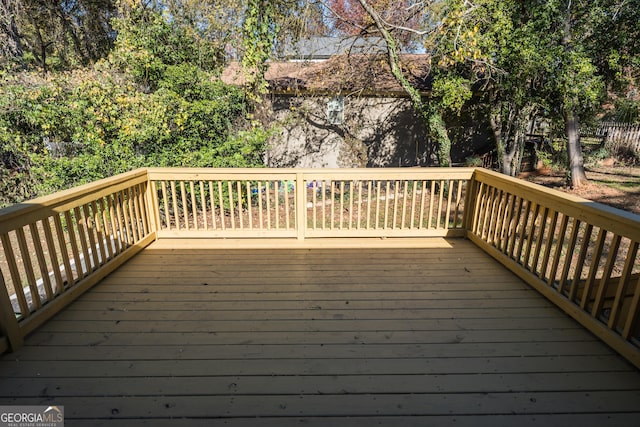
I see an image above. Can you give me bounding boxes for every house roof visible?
[221,54,433,96]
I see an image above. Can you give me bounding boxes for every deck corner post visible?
[0,270,23,352]
[296,172,306,240]
[144,170,160,239]
[463,168,480,237]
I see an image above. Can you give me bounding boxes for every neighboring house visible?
[222,40,492,168]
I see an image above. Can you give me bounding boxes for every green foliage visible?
[109,4,222,90]
[606,99,640,123]
[0,66,266,208]
[0,3,271,208]
[432,75,472,114]
[241,0,281,99]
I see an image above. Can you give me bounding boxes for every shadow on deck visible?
[1,238,639,426]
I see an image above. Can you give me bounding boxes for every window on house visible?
[327,96,344,125]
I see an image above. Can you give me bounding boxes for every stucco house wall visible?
[222,54,494,168]
[266,95,435,168]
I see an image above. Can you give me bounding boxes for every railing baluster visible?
[170,181,179,230]
[136,184,149,236]
[284,181,291,230]
[530,207,549,276]
[236,181,244,230]
[265,180,272,230]
[258,181,265,230]
[479,184,493,238]
[28,222,53,302]
[568,224,594,301]
[392,180,399,229]
[329,180,336,230]
[82,204,100,269]
[487,188,502,243]
[16,227,41,309]
[591,234,622,317]
[383,181,390,229]
[349,181,354,229]
[409,180,417,229]
[179,182,188,231]
[200,181,208,229]
[217,181,226,230]
[189,181,197,230]
[1,233,28,316]
[96,199,112,261]
[622,274,640,339]
[210,181,219,229]
[42,217,64,294]
[419,180,427,229]
[523,204,541,270]
[608,241,639,329]
[546,214,569,287]
[444,180,454,230]
[273,181,279,229]
[67,209,88,277]
[356,181,362,229]
[127,188,140,242]
[375,181,381,229]
[54,214,76,285]
[580,228,607,309]
[246,181,253,230]
[514,200,533,263]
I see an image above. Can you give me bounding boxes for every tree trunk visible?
[429,110,451,167]
[490,104,518,176]
[0,0,23,59]
[565,109,587,187]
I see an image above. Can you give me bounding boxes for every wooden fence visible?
[597,122,640,156]
[0,167,639,368]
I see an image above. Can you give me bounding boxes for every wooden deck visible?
[1,238,640,426]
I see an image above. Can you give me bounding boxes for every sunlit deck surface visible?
[1,238,640,426]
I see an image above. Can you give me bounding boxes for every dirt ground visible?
[520,163,640,215]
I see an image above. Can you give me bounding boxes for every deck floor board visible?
[1,238,639,426]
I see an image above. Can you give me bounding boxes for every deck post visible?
[296,172,306,240]
[144,170,159,238]
[462,169,479,236]
[0,270,23,351]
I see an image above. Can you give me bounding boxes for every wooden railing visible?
[1,166,639,369]
[467,168,640,368]
[0,169,156,352]
[147,168,472,239]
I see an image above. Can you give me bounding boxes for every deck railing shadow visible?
[0,167,639,368]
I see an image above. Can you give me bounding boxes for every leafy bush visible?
[0,68,266,208]
[0,5,269,209]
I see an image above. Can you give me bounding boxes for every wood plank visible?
[4,371,639,398]
[35,414,640,427]
[52,307,568,322]
[36,316,591,333]
[75,289,540,302]
[65,297,554,311]
[8,341,614,361]
[26,328,598,346]
[0,355,632,378]
[5,391,640,418]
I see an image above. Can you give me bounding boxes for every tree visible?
[326,0,423,44]
[0,0,118,73]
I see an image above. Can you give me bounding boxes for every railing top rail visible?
[0,168,149,234]
[146,167,476,180]
[473,168,640,241]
